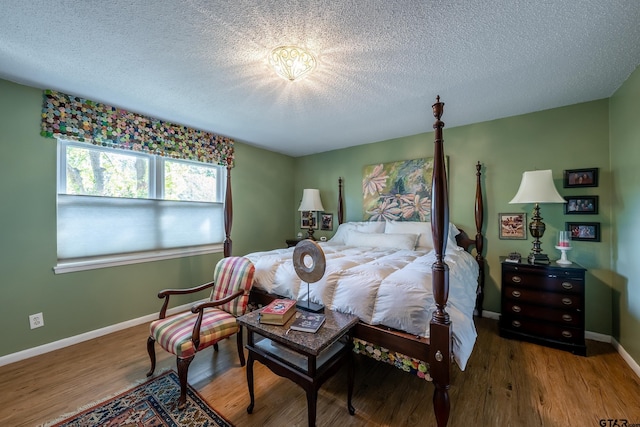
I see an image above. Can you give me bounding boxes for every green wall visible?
[610,65,640,364]
[295,99,613,335]
[3,67,638,367]
[0,78,293,358]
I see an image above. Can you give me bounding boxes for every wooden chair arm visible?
[190,289,245,348]
[156,281,215,319]
[191,289,245,312]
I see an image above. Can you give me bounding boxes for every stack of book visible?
[259,299,296,325]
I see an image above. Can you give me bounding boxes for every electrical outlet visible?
[29,313,44,329]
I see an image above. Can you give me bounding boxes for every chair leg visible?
[236,326,246,366]
[146,336,156,377]
[213,342,219,352]
[176,355,194,410]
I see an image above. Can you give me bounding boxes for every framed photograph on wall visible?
[320,213,333,231]
[564,196,599,214]
[300,211,318,229]
[563,168,599,188]
[499,212,527,240]
[567,222,600,242]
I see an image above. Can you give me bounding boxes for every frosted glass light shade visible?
[509,170,566,204]
[298,189,324,212]
[269,46,316,81]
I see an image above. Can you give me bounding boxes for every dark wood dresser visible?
[499,257,587,355]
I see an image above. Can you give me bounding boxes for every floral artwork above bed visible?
[363,157,435,221]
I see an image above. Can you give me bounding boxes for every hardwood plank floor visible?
[1,317,639,426]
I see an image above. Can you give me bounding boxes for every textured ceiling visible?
[1,1,639,156]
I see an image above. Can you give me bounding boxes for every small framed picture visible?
[564,196,599,214]
[563,168,599,188]
[300,211,318,229]
[499,213,527,240]
[567,222,600,242]
[320,213,333,231]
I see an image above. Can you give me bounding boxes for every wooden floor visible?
[1,317,639,426]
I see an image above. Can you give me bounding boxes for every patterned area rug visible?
[47,370,232,427]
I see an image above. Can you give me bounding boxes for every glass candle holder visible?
[558,230,571,248]
[556,231,572,265]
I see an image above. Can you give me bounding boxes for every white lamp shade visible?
[509,170,566,204]
[298,189,324,211]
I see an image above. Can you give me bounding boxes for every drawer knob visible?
[511,290,521,298]
[562,330,573,338]
[512,320,521,328]
[512,305,521,313]
[562,282,573,290]
[562,297,572,306]
[511,276,522,283]
[562,314,573,322]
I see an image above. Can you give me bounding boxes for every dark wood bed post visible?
[338,177,344,225]
[223,158,233,257]
[474,161,485,316]
[429,96,452,427]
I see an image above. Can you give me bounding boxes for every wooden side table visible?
[237,309,359,427]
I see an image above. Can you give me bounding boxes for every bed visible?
[224,97,485,426]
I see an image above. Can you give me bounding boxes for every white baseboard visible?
[0,301,203,368]
[612,337,640,379]
[3,306,639,380]
[481,310,500,320]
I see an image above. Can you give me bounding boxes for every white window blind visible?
[57,195,224,259]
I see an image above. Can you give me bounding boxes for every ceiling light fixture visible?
[268,46,316,82]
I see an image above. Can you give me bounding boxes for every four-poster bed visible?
[225,96,485,426]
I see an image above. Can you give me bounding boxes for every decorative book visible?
[259,299,296,325]
[289,312,326,333]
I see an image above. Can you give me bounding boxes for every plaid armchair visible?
[146,256,255,409]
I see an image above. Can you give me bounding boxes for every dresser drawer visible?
[501,315,584,345]
[502,268,584,294]
[503,285,583,310]
[503,300,582,327]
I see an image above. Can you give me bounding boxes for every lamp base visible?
[528,253,550,265]
[296,300,325,313]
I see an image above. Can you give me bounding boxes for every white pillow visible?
[384,220,461,251]
[345,231,418,250]
[448,223,462,251]
[328,221,386,245]
[385,220,432,249]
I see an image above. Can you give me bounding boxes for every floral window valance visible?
[41,90,234,166]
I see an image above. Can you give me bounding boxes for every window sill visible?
[54,244,224,274]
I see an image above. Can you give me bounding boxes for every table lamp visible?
[298,189,324,240]
[509,170,566,264]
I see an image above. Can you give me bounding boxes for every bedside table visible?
[286,238,303,248]
[499,257,587,355]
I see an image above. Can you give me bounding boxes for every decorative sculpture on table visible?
[292,239,326,313]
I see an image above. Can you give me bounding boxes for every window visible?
[55,140,225,273]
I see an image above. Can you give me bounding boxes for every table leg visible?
[306,388,318,427]
[347,347,355,415]
[246,352,255,414]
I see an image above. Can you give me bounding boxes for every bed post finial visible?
[432,95,444,123]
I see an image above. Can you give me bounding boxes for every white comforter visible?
[245,243,479,370]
